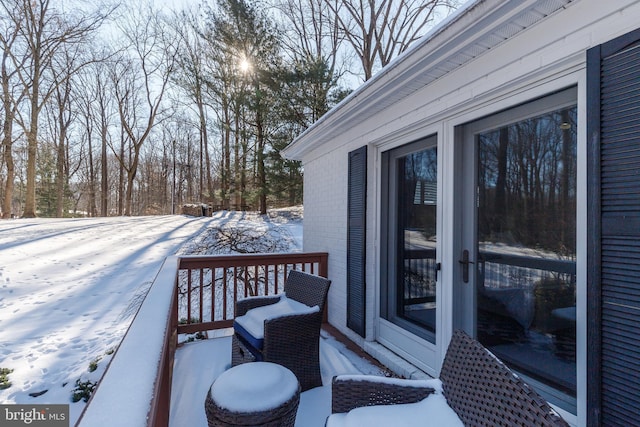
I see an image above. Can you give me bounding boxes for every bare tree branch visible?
[325,0,459,81]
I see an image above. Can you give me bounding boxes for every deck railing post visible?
[319,253,329,278]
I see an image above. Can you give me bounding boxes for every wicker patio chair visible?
[232,270,331,391]
[329,330,569,426]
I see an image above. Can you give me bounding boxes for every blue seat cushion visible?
[233,320,264,352]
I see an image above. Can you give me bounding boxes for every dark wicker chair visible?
[330,330,569,426]
[232,270,331,391]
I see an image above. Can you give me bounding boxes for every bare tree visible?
[276,0,343,122]
[0,1,24,218]
[326,0,459,81]
[1,0,108,217]
[49,47,78,217]
[75,65,99,217]
[278,0,341,62]
[111,4,177,216]
[74,56,116,217]
[2,0,440,219]
[171,9,216,205]
[80,103,98,217]
[93,59,115,217]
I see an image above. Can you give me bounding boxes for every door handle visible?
[459,249,474,283]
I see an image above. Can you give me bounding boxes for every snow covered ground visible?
[0,210,303,424]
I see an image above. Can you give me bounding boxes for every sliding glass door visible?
[457,88,577,412]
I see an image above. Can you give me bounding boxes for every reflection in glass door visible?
[459,89,577,412]
[382,136,438,343]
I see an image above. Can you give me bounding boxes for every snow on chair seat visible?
[233,294,319,350]
[327,330,569,427]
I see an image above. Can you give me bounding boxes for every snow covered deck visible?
[170,327,390,427]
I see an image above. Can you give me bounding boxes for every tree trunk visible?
[2,122,14,219]
[234,106,241,209]
[494,127,509,233]
[55,122,66,217]
[55,84,71,218]
[24,96,39,218]
[223,101,231,210]
[124,143,140,216]
[256,99,266,215]
[118,132,125,215]
[201,108,214,205]
[23,49,42,219]
[87,126,97,217]
[124,159,137,216]
[1,71,15,219]
[560,108,572,249]
[100,118,108,216]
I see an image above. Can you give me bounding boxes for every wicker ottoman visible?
[204,362,301,427]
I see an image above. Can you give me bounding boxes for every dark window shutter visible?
[347,146,367,337]
[587,27,640,427]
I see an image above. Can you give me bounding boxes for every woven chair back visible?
[284,270,331,311]
[440,330,569,427]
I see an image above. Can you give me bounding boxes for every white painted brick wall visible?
[303,147,349,329]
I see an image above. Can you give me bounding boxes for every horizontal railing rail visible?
[77,256,180,427]
[478,251,576,275]
[478,250,576,291]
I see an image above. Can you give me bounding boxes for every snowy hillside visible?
[0,209,302,424]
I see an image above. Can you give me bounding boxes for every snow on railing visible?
[77,252,328,427]
[77,256,179,427]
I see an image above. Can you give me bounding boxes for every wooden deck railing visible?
[176,252,329,335]
[78,252,328,427]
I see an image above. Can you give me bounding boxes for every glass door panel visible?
[382,136,438,343]
[459,88,578,412]
[398,149,437,334]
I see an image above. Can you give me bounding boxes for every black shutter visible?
[587,27,640,427]
[347,146,367,337]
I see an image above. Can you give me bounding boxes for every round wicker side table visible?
[204,362,301,427]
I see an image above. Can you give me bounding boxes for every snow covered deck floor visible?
[170,327,390,427]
